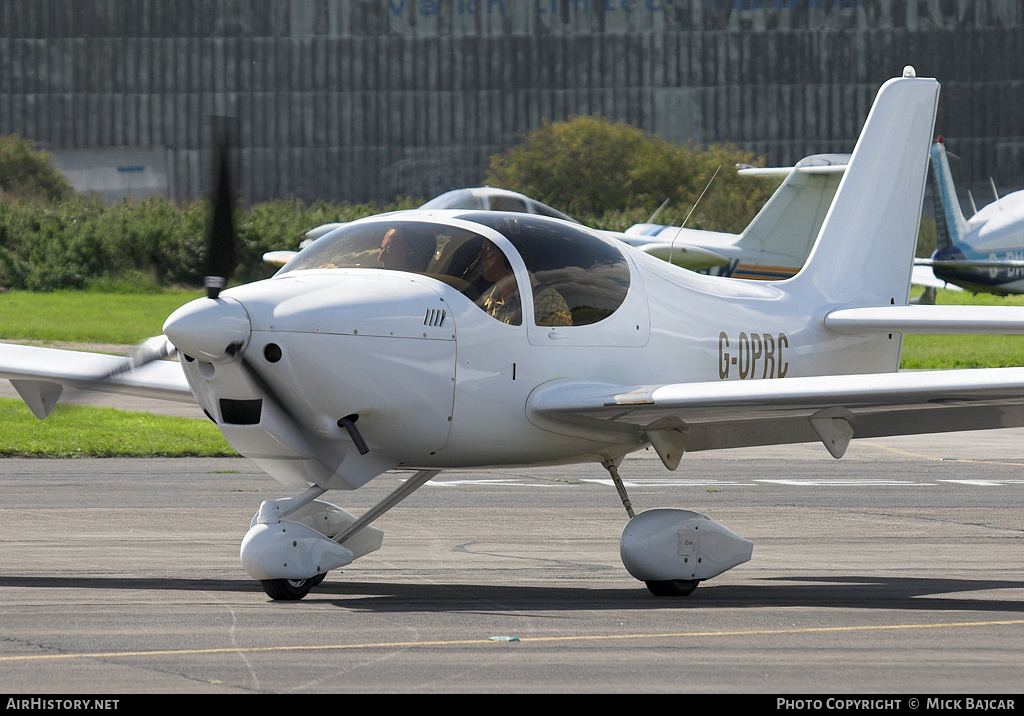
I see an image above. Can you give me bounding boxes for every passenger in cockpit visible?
[476,241,572,327]
[378,227,434,273]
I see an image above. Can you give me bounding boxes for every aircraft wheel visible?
[645,579,700,597]
[261,578,314,601]
[310,572,327,586]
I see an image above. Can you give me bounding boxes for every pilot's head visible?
[379,227,432,272]
[478,240,512,282]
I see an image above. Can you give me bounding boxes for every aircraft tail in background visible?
[929,137,970,248]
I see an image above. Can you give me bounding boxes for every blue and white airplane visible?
[916,137,1024,295]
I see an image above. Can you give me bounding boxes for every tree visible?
[0,135,73,203]
[485,116,778,233]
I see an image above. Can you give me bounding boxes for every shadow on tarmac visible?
[1,573,1022,613]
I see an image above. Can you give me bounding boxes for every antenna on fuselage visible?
[645,197,671,225]
[668,165,720,265]
[990,177,1003,208]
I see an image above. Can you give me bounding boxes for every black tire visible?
[645,579,700,597]
[309,572,327,587]
[261,578,314,601]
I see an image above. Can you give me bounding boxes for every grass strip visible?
[0,289,202,345]
[0,398,235,457]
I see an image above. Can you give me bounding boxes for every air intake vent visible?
[220,398,263,425]
[423,308,446,327]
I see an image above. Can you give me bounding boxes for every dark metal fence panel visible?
[0,0,1020,203]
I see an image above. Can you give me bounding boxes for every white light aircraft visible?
[5,69,1024,602]
[915,137,1024,295]
[621,152,848,278]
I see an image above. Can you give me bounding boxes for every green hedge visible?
[0,195,416,291]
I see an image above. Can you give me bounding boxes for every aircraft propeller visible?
[165,123,332,445]
[204,119,236,300]
[89,118,239,384]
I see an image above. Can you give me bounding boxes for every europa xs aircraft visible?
[915,137,1024,295]
[4,69,1024,601]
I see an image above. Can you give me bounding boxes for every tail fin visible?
[929,138,969,248]
[787,70,939,306]
[736,154,849,270]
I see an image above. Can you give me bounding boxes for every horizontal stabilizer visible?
[824,305,1024,334]
[737,153,849,177]
[915,256,1024,269]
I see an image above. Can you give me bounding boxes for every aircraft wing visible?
[911,265,962,291]
[0,343,194,419]
[529,302,1024,464]
[527,367,1024,466]
[263,250,298,266]
[618,241,731,270]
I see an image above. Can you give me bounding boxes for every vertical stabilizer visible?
[930,138,969,247]
[788,71,939,306]
[737,154,848,267]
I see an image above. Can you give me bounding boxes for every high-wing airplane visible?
[915,137,1024,295]
[4,69,1024,602]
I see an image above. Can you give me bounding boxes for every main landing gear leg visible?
[604,459,693,596]
[602,459,753,598]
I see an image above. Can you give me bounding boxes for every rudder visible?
[786,70,940,307]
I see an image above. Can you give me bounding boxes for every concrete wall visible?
[1,0,1021,205]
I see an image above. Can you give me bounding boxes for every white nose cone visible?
[163,296,251,362]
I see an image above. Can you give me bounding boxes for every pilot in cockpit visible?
[378,227,434,273]
[476,241,572,327]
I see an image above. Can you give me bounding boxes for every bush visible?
[486,116,779,233]
[0,194,406,291]
[0,136,73,203]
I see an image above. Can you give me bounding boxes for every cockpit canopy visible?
[420,188,579,224]
[278,214,631,327]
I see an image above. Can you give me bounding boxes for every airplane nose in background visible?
[163,296,251,362]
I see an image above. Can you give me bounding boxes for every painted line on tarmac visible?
[427,477,1024,487]
[861,441,1024,467]
[3,618,1023,664]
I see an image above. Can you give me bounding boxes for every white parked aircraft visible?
[261,187,579,267]
[419,186,580,222]
[620,152,848,278]
[266,158,848,277]
[915,137,1024,295]
[4,69,1024,601]
[263,184,732,270]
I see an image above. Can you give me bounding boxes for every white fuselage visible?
[172,224,901,492]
